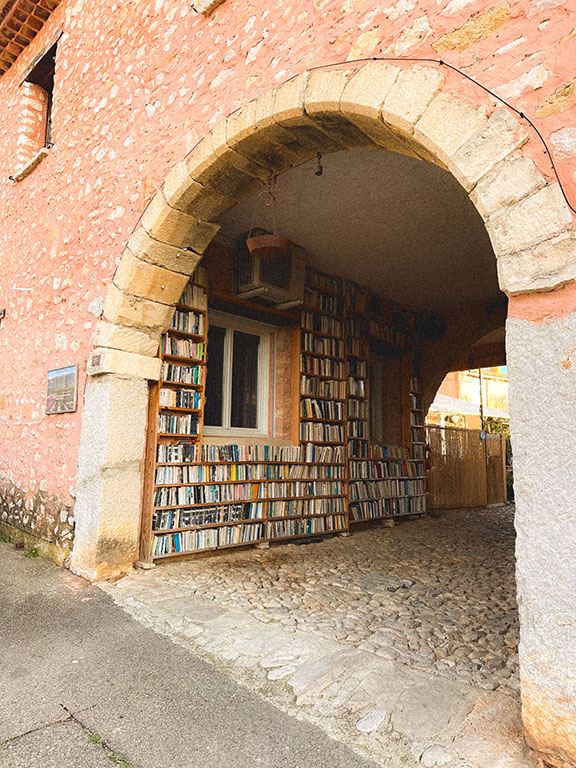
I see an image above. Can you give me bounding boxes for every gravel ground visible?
[152,505,519,695]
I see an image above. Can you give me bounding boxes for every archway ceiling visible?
[217,148,504,314]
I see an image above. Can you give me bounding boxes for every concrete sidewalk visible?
[0,542,379,768]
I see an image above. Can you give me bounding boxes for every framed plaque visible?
[46,365,78,415]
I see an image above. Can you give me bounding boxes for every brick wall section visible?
[15,81,47,168]
[0,0,574,545]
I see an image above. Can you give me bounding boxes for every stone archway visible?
[70,62,576,765]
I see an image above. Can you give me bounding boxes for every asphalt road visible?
[0,542,379,768]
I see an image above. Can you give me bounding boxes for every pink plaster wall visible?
[0,0,575,538]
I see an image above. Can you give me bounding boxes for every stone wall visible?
[0,0,574,553]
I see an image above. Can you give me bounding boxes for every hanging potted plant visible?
[247,173,290,259]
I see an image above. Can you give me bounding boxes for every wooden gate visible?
[425,425,506,510]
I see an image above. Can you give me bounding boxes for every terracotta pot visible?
[246,234,290,260]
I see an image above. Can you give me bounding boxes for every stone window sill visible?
[10,146,50,183]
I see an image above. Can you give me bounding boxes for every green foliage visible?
[24,547,39,558]
[0,532,11,543]
[88,733,102,745]
[113,755,133,768]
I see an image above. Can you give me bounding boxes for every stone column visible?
[70,373,150,582]
[507,301,576,767]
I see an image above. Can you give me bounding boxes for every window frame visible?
[203,311,272,438]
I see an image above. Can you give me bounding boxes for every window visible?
[204,312,271,436]
[25,42,57,148]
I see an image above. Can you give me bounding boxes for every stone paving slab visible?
[103,506,531,768]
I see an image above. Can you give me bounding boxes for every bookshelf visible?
[141,265,427,562]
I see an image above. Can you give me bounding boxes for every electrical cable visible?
[214,55,576,215]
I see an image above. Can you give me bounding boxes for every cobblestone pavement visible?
[102,506,530,768]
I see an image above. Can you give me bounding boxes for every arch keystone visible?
[381,66,444,137]
[303,69,375,149]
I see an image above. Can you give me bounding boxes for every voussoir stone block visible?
[497,231,576,294]
[113,249,189,304]
[381,66,444,138]
[140,191,220,251]
[414,93,487,168]
[93,320,160,357]
[252,89,320,161]
[339,63,419,158]
[225,102,303,173]
[103,283,175,332]
[87,347,161,381]
[450,109,528,191]
[273,73,346,154]
[470,153,544,218]
[486,184,573,256]
[126,226,202,275]
[163,162,235,219]
[186,130,266,200]
[304,69,375,150]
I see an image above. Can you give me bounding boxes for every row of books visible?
[349,460,424,479]
[304,288,344,315]
[410,411,424,426]
[157,442,199,463]
[349,495,426,521]
[185,443,347,464]
[155,463,346,484]
[349,478,425,500]
[301,355,345,378]
[300,398,344,420]
[349,439,370,458]
[411,426,425,443]
[161,362,202,384]
[161,336,205,360]
[300,376,346,399]
[305,270,344,296]
[347,338,369,357]
[301,311,343,337]
[301,333,344,358]
[154,482,264,507]
[370,444,409,459]
[180,283,208,309]
[348,359,367,377]
[153,523,266,555]
[158,388,201,409]
[269,514,346,538]
[348,377,366,397]
[300,422,345,443]
[410,393,422,410]
[348,419,368,438]
[158,413,199,435]
[152,502,265,530]
[348,399,367,418]
[268,497,346,517]
[368,319,406,347]
[171,309,204,335]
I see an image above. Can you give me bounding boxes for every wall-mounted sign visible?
[46,365,78,415]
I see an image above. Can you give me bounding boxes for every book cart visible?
[141,266,427,563]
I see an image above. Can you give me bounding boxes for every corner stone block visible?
[225,102,303,173]
[103,283,175,332]
[87,347,161,381]
[413,93,487,168]
[381,66,444,139]
[113,249,189,304]
[93,320,160,357]
[486,184,573,256]
[497,231,576,295]
[163,162,235,220]
[470,153,544,219]
[186,129,265,201]
[273,73,345,154]
[450,109,528,191]
[126,226,201,275]
[140,191,220,251]
[303,69,375,150]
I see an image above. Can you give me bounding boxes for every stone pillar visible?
[507,302,576,767]
[70,373,150,582]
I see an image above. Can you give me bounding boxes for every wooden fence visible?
[425,425,507,510]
